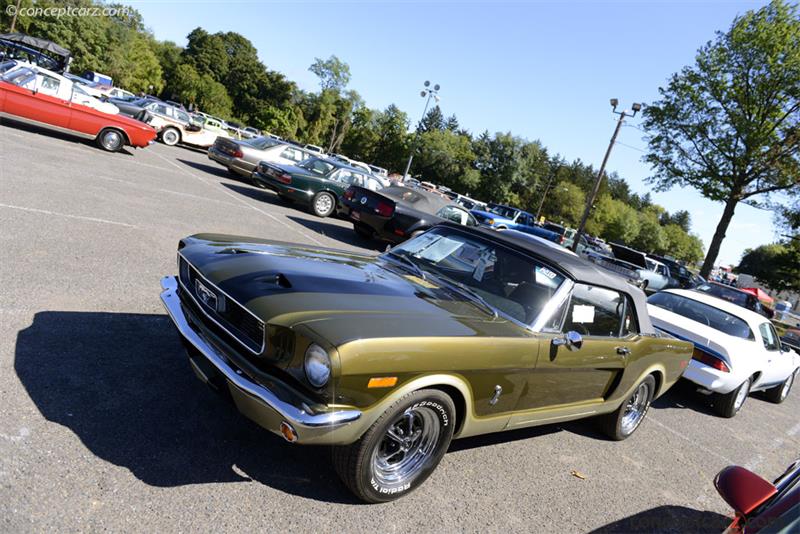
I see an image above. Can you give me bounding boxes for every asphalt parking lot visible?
[1,121,798,533]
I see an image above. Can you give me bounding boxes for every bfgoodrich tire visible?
[714,377,751,418]
[764,370,797,404]
[333,389,455,503]
[600,374,656,440]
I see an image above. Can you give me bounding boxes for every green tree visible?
[542,182,585,227]
[419,105,445,132]
[737,242,800,292]
[309,55,351,91]
[631,212,666,253]
[642,0,800,278]
[104,33,163,94]
[414,129,480,192]
[659,224,705,263]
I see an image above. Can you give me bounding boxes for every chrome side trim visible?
[0,111,96,139]
[160,275,361,428]
[176,252,265,355]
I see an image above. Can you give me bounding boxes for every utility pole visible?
[403,81,440,181]
[571,99,641,252]
[9,0,22,32]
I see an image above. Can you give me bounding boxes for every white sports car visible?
[647,289,800,417]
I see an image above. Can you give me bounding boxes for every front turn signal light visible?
[368,376,398,388]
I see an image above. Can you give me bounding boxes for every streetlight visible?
[402,81,440,180]
[571,98,642,252]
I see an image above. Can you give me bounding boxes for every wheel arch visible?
[357,374,476,440]
[97,126,130,146]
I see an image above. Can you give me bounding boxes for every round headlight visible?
[304,343,331,388]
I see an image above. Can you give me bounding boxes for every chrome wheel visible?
[733,379,750,411]
[780,372,794,401]
[620,382,651,435]
[313,192,334,217]
[371,405,441,488]
[100,130,122,151]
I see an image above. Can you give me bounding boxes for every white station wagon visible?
[647,289,800,417]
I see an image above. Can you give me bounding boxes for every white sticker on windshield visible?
[535,267,559,287]
[572,305,595,324]
[419,237,463,262]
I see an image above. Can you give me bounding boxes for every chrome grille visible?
[178,256,265,354]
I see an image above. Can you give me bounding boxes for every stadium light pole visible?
[402,81,440,181]
[571,99,642,252]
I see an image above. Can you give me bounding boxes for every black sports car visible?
[340,185,478,243]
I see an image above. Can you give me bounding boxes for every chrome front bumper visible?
[159,276,362,444]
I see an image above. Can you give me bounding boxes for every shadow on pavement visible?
[286,215,383,251]
[219,181,285,208]
[589,505,729,533]
[176,158,235,180]
[652,379,720,416]
[14,311,358,504]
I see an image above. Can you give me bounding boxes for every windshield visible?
[694,284,749,307]
[2,67,35,87]
[488,205,519,219]
[247,137,283,150]
[387,228,566,325]
[648,292,754,340]
[298,158,335,176]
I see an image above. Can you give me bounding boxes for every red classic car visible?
[0,62,156,151]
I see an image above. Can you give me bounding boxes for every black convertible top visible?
[0,33,71,57]
[381,186,449,213]
[439,222,655,333]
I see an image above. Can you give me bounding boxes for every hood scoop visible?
[257,273,292,289]
[216,247,252,255]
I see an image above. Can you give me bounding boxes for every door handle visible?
[616,346,631,356]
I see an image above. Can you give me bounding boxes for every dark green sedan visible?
[253,157,385,217]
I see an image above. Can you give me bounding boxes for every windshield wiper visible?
[430,275,498,318]
[385,250,426,280]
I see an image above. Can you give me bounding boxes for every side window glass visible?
[437,206,468,225]
[563,283,624,337]
[38,74,60,96]
[759,323,780,351]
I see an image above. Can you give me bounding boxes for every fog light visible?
[280,421,298,443]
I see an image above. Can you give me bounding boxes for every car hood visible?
[610,243,649,269]
[178,234,522,347]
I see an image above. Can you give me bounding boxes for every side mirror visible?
[714,465,777,517]
[553,331,583,351]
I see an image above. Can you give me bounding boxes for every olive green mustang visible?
[159,223,692,502]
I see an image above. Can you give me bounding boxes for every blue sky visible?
[130,0,776,266]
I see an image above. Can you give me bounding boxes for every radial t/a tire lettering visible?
[333,389,455,503]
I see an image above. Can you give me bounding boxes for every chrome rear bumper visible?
[159,276,362,444]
